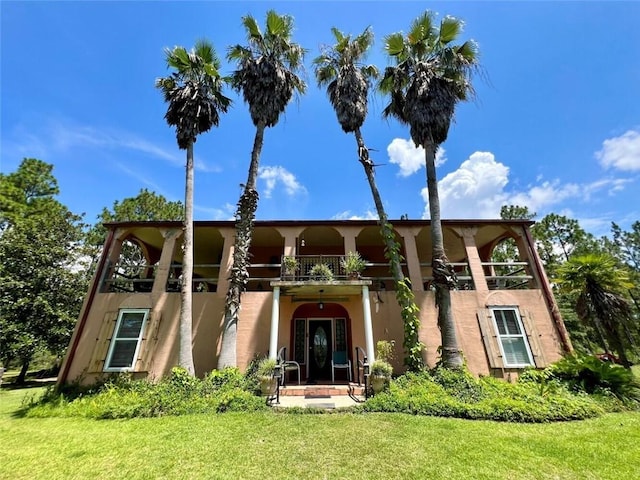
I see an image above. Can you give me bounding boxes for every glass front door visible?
[307,319,332,381]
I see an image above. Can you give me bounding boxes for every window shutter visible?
[138,311,161,372]
[477,309,503,369]
[520,310,546,368]
[88,311,118,373]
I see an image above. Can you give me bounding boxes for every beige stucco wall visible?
[63,285,565,384]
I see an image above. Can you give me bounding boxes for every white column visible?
[362,285,375,362]
[268,286,281,359]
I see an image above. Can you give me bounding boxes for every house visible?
[57,219,572,386]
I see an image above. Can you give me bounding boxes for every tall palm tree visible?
[313,27,423,370]
[219,11,306,368]
[379,11,478,369]
[556,254,638,368]
[156,40,231,374]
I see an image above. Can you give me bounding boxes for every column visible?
[362,285,375,362]
[269,286,281,359]
[217,228,235,297]
[401,228,424,291]
[152,228,182,293]
[455,227,488,291]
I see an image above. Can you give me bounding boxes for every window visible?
[335,318,347,352]
[490,307,533,367]
[104,309,149,372]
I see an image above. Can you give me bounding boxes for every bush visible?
[25,366,267,419]
[530,355,640,405]
[358,368,605,422]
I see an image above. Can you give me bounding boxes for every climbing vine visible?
[380,222,425,371]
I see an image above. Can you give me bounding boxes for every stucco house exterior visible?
[57,219,572,386]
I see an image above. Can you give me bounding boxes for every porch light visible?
[318,301,324,310]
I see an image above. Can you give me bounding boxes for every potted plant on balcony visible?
[309,263,334,281]
[341,251,366,279]
[282,255,299,280]
[257,357,279,396]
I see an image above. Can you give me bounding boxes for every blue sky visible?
[2,1,639,236]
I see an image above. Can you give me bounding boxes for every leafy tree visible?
[86,189,184,276]
[313,27,423,369]
[532,213,598,278]
[491,205,537,264]
[610,221,640,315]
[500,205,536,221]
[220,11,306,368]
[556,254,639,367]
[156,40,231,375]
[0,158,58,229]
[379,11,479,369]
[611,221,640,270]
[0,159,86,383]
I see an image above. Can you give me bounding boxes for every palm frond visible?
[228,10,306,128]
[439,16,463,44]
[157,41,231,149]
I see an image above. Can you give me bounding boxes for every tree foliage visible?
[380,11,479,369]
[220,11,306,369]
[0,159,86,382]
[555,254,638,367]
[156,39,231,376]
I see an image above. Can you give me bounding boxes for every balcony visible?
[101,256,535,294]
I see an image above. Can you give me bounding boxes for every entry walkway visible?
[271,383,367,409]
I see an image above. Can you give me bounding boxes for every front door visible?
[308,319,332,381]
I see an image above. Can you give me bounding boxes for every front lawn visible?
[1,386,639,480]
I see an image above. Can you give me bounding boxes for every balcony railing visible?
[280,255,377,281]
[102,258,535,294]
[481,261,534,290]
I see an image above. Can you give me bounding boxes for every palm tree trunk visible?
[354,129,423,370]
[179,142,196,375]
[219,123,265,368]
[424,141,463,369]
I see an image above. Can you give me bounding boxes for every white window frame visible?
[104,308,149,372]
[489,306,534,368]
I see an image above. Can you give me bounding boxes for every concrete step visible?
[278,383,366,397]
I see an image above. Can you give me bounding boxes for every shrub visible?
[358,368,605,422]
[534,355,640,405]
[25,367,268,419]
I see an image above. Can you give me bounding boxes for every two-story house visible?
[57,219,572,386]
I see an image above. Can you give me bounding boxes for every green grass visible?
[2,386,639,480]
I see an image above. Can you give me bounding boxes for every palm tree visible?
[556,254,638,367]
[219,11,306,368]
[313,27,423,370]
[156,40,231,374]
[379,11,479,369]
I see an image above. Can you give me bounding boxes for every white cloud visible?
[258,165,307,199]
[195,203,236,220]
[596,129,640,171]
[332,210,378,220]
[3,118,221,172]
[387,138,445,177]
[420,151,629,219]
[422,151,509,218]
